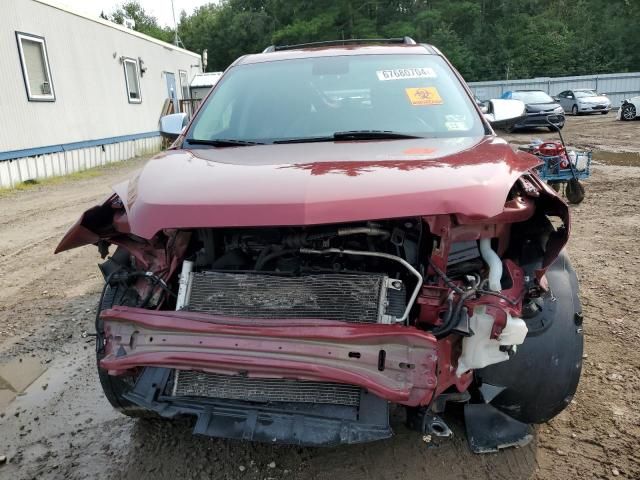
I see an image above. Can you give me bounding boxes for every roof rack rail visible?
[262,37,417,53]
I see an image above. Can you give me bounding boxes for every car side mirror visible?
[160,113,188,141]
[483,99,526,130]
[552,96,559,101]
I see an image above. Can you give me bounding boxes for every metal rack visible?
[262,36,417,53]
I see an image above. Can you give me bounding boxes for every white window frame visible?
[179,70,189,100]
[123,58,142,104]
[16,32,55,102]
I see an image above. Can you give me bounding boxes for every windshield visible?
[511,91,554,104]
[187,54,484,144]
[574,90,598,98]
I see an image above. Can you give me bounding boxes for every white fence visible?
[468,72,640,108]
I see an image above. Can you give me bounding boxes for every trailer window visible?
[123,58,142,103]
[16,32,55,102]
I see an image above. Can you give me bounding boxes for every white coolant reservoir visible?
[456,305,528,377]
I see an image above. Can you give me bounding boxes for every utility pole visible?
[171,0,183,48]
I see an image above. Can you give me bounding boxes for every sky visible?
[55,0,214,28]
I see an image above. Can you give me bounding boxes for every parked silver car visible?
[555,89,611,115]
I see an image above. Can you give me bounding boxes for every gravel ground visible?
[0,115,638,480]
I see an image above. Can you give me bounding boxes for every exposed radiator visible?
[183,271,405,324]
[172,370,361,407]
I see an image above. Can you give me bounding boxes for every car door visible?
[557,91,570,112]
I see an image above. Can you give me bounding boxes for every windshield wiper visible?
[185,138,264,147]
[333,130,422,140]
[273,130,422,144]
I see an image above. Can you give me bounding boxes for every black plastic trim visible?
[124,367,393,446]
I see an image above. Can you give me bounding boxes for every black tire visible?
[601,110,608,115]
[96,284,155,418]
[476,251,583,424]
[548,122,564,131]
[621,103,636,121]
[565,178,585,204]
[571,105,578,116]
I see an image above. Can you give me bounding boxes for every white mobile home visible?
[0,0,203,188]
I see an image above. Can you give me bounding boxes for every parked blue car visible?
[501,90,565,131]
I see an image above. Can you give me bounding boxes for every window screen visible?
[16,32,54,101]
[124,59,141,103]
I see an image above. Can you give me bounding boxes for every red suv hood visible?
[113,136,540,239]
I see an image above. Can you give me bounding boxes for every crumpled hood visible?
[113,136,540,239]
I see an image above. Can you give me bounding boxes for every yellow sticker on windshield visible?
[405,87,443,106]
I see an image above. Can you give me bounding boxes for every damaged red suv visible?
[56,38,583,452]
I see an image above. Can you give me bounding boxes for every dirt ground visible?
[0,115,638,480]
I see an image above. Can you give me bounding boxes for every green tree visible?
[108,1,175,44]
[174,0,640,80]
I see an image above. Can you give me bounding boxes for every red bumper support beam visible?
[100,306,444,406]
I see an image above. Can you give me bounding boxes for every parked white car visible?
[555,89,611,115]
[618,96,640,121]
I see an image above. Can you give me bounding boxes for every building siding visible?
[0,0,201,153]
[0,136,162,188]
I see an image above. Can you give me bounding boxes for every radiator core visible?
[184,271,405,324]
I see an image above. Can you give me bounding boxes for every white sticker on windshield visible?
[376,68,437,81]
[445,121,469,131]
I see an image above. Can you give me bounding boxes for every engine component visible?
[300,248,422,324]
[182,270,406,324]
[479,238,503,291]
[447,241,480,265]
[176,260,194,310]
[172,370,362,406]
[456,305,528,376]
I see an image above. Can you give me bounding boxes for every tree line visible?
[107,0,640,82]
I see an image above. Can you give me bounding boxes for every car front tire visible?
[476,251,583,424]
[96,284,156,418]
[621,104,636,121]
[571,105,579,115]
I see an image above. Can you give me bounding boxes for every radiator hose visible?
[479,238,502,292]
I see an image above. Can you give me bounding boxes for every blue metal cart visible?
[520,117,592,204]
[535,151,591,204]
